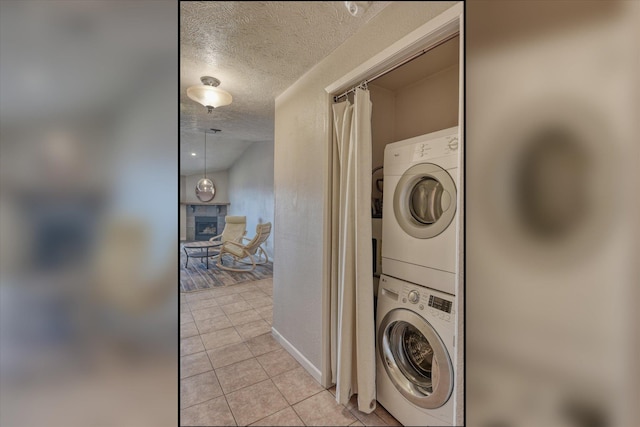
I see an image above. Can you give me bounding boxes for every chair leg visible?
[256,246,268,265]
[216,253,224,269]
[217,250,256,272]
[237,248,268,266]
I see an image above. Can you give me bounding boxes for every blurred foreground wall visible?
[0,2,178,426]
[467,2,639,427]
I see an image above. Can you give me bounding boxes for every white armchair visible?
[209,215,247,247]
[217,222,271,272]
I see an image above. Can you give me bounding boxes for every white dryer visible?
[376,274,455,426]
[382,126,459,295]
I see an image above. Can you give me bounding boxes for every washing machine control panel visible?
[401,284,454,322]
[428,295,452,313]
[407,290,420,304]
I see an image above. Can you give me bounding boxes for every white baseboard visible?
[271,327,323,385]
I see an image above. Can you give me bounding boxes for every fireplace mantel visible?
[181,202,230,206]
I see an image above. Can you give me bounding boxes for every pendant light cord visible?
[204,131,207,179]
[203,129,220,181]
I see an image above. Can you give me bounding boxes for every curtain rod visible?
[333,31,459,103]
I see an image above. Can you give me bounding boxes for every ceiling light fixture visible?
[344,1,370,17]
[187,76,233,113]
[191,152,196,156]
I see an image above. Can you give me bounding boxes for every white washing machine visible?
[376,274,455,426]
[382,126,459,295]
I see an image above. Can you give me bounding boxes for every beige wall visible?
[370,63,459,173]
[228,142,275,257]
[273,1,458,380]
[395,64,459,140]
[370,85,396,172]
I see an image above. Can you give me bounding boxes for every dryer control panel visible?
[384,126,459,174]
[412,135,459,162]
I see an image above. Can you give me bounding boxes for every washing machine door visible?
[378,308,453,409]
[393,163,457,239]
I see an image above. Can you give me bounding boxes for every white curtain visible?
[330,88,376,414]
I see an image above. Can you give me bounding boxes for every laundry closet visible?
[323,5,463,424]
[370,35,460,295]
[367,33,461,427]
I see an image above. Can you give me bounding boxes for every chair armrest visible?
[209,234,223,242]
[224,240,245,249]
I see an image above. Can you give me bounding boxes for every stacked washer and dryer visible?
[377,126,459,427]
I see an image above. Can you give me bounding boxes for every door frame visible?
[321,1,464,422]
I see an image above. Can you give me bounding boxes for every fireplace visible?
[194,216,217,241]
[185,204,227,241]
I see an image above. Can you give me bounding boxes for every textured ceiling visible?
[180,1,391,175]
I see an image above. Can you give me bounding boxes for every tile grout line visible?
[180,350,213,380]
[180,334,205,358]
[182,278,294,426]
[223,377,286,426]
[194,331,319,418]
[289,389,328,426]
[245,379,309,427]
[217,364,299,396]
[180,353,223,411]
[180,394,219,411]
[221,391,239,427]
[180,386,351,425]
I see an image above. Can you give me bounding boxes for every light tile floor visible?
[180,278,401,426]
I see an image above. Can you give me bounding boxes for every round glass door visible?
[394,163,456,239]
[378,309,452,409]
[409,177,445,225]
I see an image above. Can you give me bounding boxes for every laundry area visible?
[369,36,461,427]
[323,8,463,426]
[369,34,460,297]
[270,3,464,427]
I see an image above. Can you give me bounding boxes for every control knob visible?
[408,290,420,304]
[447,137,459,151]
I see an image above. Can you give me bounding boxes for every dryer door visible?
[378,308,453,409]
[393,163,457,239]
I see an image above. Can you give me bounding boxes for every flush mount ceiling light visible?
[187,76,233,113]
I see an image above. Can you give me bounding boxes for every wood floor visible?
[180,244,273,293]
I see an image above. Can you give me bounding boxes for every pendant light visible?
[195,129,219,202]
[187,76,233,113]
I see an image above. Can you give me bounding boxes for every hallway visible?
[180,278,400,426]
